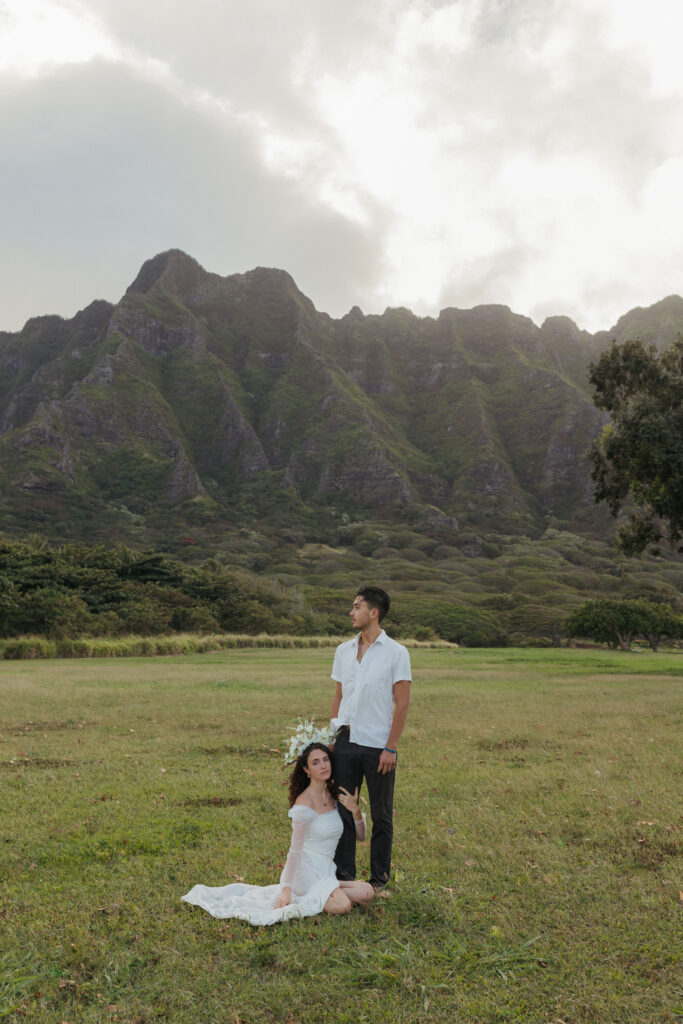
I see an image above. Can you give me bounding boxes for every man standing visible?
[330,586,411,889]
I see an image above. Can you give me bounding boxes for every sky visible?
[2,0,683,334]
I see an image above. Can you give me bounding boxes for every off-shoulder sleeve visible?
[280,806,315,887]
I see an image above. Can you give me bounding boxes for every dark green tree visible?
[506,603,565,647]
[634,599,683,652]
[589,338,683,554]
[564,598,680,651]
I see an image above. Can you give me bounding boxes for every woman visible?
[182,743,374,925]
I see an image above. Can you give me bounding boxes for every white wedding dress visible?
[182,803,363,926]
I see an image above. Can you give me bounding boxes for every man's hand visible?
[273,886,292,908]
[377,748,397,774]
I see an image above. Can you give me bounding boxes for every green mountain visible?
[2,250,682,645]
[0,249,639,539]
[1,249,682,547]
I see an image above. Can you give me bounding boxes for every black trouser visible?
[333,726,395,887]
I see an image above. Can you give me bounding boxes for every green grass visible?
[1,648,680,1023]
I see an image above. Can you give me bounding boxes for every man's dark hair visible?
[357,586,391,623]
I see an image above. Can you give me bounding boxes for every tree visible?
[393,598,507,647]
[634,599,683,652]
[506,604,565,646]
[565,599,641,650]
[16,587,93,639]
[564,598,681,651]
[0,575,18,636]
[589,337,683,554]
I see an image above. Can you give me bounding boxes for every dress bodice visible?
[287,804,343,859]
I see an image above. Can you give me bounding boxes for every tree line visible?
[1,534,680,649]
[0,536,323,639]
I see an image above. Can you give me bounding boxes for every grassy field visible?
[1,648,680,1023]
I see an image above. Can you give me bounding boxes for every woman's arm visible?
[274,814,310,907]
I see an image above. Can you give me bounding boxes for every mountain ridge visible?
[1,249,681,551]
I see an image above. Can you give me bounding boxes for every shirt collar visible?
[353,628,386,647]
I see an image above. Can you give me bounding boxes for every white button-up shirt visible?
[330,630,412,747]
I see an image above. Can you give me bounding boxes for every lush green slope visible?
[1,250,681,631]
[0,249,627,534]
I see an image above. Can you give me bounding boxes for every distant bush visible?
[505,604,566,646]
[401,548,429,562]
[3,636,58,659]
[565,598,683,651]
[392,597,507,647]
[432,545,459,559]
[413,626,437,641]
[371,546,399,559]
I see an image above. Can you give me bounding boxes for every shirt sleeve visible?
[280,806,314,888]
[331,644,343,683]
[393,645,412,684]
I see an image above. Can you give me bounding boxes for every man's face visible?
[350,596,374,630]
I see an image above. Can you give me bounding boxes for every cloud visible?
[0,59,385,327]
[1,0,683,332]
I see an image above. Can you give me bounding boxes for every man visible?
[330,586,411,889]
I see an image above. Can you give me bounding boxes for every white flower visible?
[282,718,335,765]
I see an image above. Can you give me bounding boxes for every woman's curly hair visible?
[288,742,338,808]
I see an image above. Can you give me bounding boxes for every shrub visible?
[392,598,507,647]
[564,598,683,651]
[3,636,58,659]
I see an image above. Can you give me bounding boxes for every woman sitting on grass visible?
[182,742,374,926]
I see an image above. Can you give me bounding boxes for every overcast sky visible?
[2,0,683,333]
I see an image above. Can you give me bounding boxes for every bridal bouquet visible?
[283,718,335,765]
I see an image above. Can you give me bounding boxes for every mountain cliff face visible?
[0,250,680,544]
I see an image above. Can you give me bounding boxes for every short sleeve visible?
[392,644,412,684]
[331,645,343,683]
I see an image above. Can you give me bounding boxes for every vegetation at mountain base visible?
[0,536,317,641]
[1,250,682,639]
[1,530,681,650]
[589,337,683,554]
[564,597,683,651]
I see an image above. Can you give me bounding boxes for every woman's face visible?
[306,747,331,782]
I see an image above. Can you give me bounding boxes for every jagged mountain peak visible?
[541,314,581,334]
[124,252,314,322]
[439,303,535,332]
[245,266,299,288]
[343,305,365,322]
[610,293,683,327]
[595,293,683,351]
[233,265,315,314]
[72,299,115,329]
[125,249,208,296]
